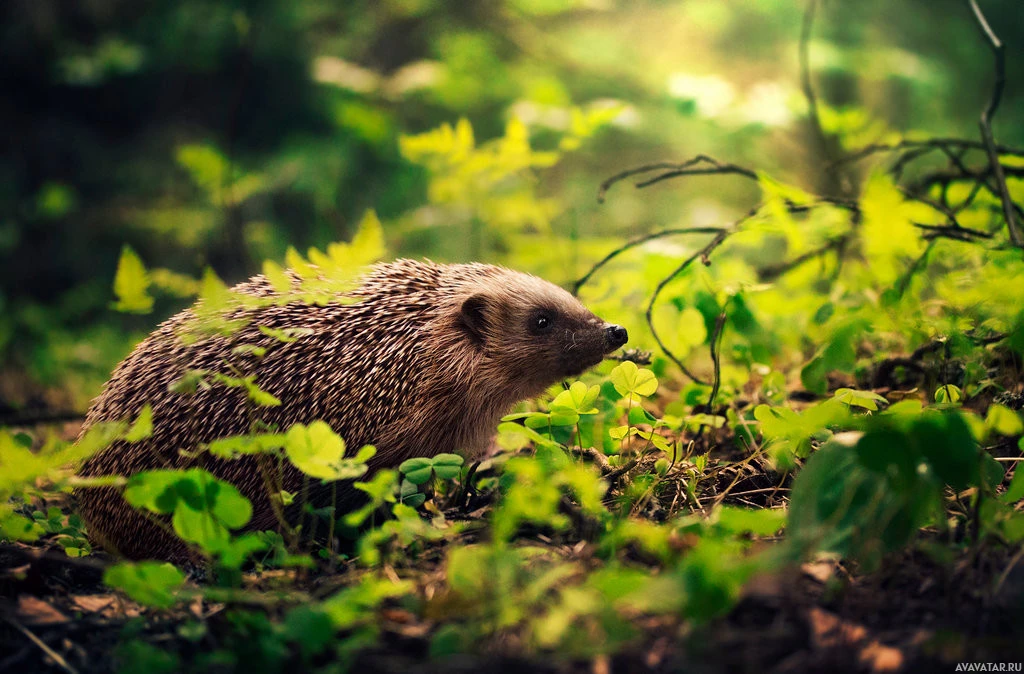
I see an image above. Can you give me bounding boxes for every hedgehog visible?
[75,259,628,561]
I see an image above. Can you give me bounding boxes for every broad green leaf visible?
[282,606,335,658]
[285,421,349,480]
[1002,466,1024,504]
[934,385,962,404]
[124,470,184,514]
[550,382,600,415]
[446,545,492,596]
[400,478,426,508]
[860,171,928,284]
[985,404,1024,437]
[913,413,978,491]
[212,532,269,569]
[432,453,465,480]
[715,506,786,536]
[609,361,658,398]
[627,406,657,426]
[241,378,282,407]
[104,561,185,609]
[399,457,434,485]
[833,388,888,412]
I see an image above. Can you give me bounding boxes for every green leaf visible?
[207,433,286,459]
[104,561,185,609]
[111,245,154,314]
[399,478,426,508]
[985,404,1024,437]
[125,405,153,442]
[610,361,659,398]
[715,506,786,536]
[241,378,282,407]
[549,381,600,415]
[285,421,351,480]
[262,260,293,293]
[627,406,657,426]
[214,532,269,569]
[168,370,210,395]
[283,606,335,658]
[833,388,888,411]
[914,413,978,491]
[1002,466,1024,504]
[432,453,465,480]
[399,457,434,485]
[609,425,635,441]
[124,470,184,514]
[934,385,962,404]
[258,325,311,344]
[855,427,916,477]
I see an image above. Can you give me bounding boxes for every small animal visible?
[75,259,628,561]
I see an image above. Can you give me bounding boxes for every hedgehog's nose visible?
[605,324,628,349]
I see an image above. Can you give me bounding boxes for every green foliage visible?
[0,423,126,542]
[123,468,263,565]
[787,411,984,569]
[104,561,186,609]
[399,453,464,485]
[285,421,376,481]
[5,2,1024,667]
[112,246,154,314]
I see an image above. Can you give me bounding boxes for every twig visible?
[705,310,728,413]
[757,238,846,281]
[572,227,726,295]
[799,0,824,152]
[913,223,993,242]
[645,229,732,385]
[994,546,1024,596]
[894,240,936,300]
[2,615,79,674]
[967,0,1022,247]
[597,155,758,203]
[835,138,1024,167]
[635,157,759,190]
[604,457,641,484]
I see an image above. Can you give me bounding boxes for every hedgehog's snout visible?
[604,324,628,351]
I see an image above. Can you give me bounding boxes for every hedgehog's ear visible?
[459,294,489,346]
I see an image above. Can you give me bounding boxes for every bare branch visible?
[799,1,833,171]
[757,238,846,281]
[597,155,758,203]
[835,138,1024,168]
[706,310,728,413]
[571,227,727,295]
[644,229,732,385]
[967,0,1022,247]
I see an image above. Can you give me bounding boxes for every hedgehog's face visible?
[458,278,628,398]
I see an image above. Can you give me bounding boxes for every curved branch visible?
[835,138,1024,168]
[967,0,1022,247]
[571,227,727,295]
[644,229,731,385]
[598,155,758,203]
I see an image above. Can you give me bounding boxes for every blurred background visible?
[2,0,1022,416]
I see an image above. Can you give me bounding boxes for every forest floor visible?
[1,410,1022,674]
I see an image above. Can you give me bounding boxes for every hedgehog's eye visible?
[530,312,554,335]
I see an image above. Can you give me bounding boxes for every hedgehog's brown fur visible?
[75,259,627,561]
